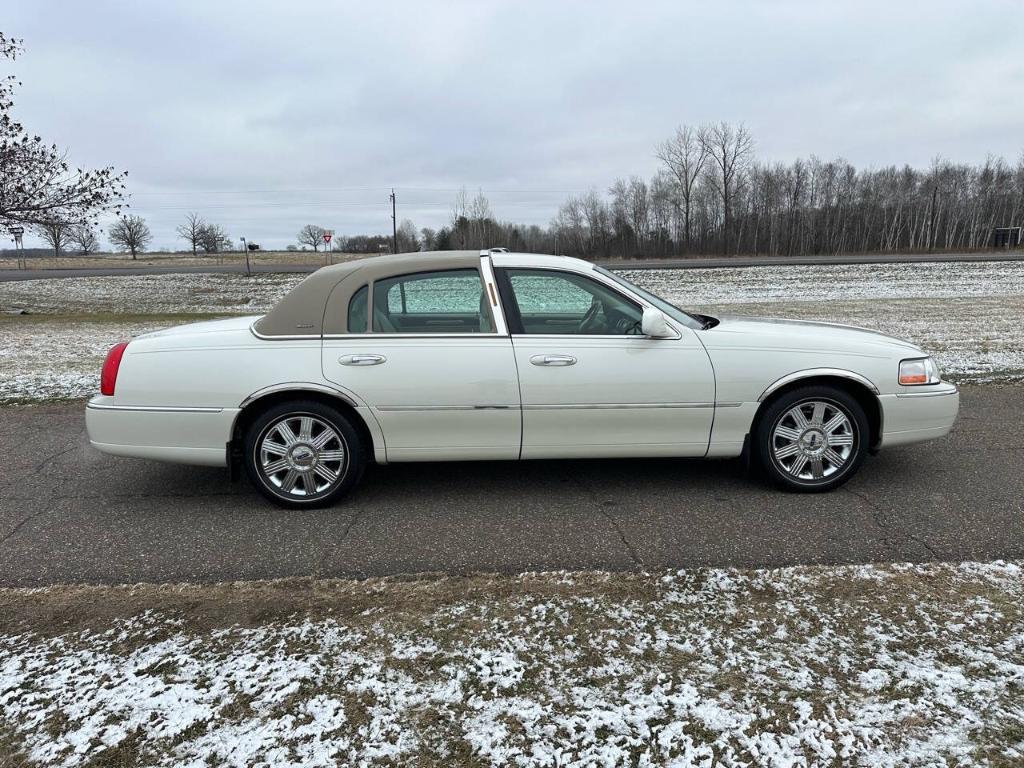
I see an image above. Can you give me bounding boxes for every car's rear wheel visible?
[754,385,868,492]
[243,400,365,508]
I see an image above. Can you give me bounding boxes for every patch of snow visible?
[1,562,1023,766]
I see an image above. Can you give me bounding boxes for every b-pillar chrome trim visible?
[478,254,509,336]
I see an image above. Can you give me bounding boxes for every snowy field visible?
[2,260,1024,403]
[1,561,1022,767]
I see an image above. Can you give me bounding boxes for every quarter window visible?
[347,285,368,333]
[371,269,494,334]
[505,269,643,335]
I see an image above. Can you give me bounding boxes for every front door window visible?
[503,269,643,335]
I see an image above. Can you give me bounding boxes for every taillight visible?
[100,342,129,396]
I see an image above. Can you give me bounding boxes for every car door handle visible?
[339,354,386,366]
[530,354,577,366]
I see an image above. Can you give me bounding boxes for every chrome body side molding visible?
[85,403,224,414]
[524,402,718,410]
[376,404,513,412]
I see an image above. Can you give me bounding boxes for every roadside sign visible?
[323,230,333,244]
[11,226,25,269]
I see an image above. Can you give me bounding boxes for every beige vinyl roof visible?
[253,251,483,337]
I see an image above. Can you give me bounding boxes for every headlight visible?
[899,357,940,385]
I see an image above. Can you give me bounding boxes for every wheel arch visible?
[753,370,883,451]
[228,385,382,473]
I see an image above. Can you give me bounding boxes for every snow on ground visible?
[618,260,1024,305]
[0,272,301,315]
[1,561,1022,767]
[2,260,1023,403]
[0,316,201,403]
[3,260,1022,317]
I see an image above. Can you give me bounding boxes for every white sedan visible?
[86,250,959,508]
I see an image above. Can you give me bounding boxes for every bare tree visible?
[656,125,711,252]
[396,219,419,252]
[176,212,204,255]
[335,127,1024,260]
[700,122,755,254]
[71,224,100,255]
[197,223,231,253]
[35,220,73,257]
[449,188,500,249]
[297,224,327,251]
[0,33,126,230]
[108,214,152,259]
[419,227,437,250]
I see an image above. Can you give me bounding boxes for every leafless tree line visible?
[549,123,1024,258]
[176,212,232,255]
[34,216,151,259]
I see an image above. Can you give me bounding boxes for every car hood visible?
[701,314,923,354]
[136,315,263,340]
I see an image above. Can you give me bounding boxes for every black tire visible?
[753,385,869,493]
[243,399,366,509]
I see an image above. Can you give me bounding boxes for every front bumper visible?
[877,383,959,448]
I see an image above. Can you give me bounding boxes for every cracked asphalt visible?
[1,385,1022,586]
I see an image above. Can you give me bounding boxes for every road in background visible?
[1,386,1021,587]
[1,251,1022,282]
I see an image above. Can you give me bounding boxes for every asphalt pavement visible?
[1,251,1021,281]
[1,385,1021,587]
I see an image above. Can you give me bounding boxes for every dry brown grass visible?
[0,251,367,271]
[1,564,1022,766]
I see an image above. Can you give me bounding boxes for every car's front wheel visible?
[243,400,366,508]
[754,385,868,492]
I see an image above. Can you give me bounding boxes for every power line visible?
[127,186,592,197]
[131,200,569,212]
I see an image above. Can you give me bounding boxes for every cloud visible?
[7,0,1023,249]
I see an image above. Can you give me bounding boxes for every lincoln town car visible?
[86,250,959,508]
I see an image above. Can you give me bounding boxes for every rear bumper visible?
[85,396,239,467]
[878,383,959,448]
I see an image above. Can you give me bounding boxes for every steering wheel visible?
[578,299,603,334]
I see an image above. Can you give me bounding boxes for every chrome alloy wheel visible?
[770,399,856,482]
[256,414,348,498]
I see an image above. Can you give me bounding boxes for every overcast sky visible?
[7,0,1024,249]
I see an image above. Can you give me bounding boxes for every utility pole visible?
[389,188,398,254]
[240,237,251,277]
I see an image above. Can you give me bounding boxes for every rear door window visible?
[371,269,494,333]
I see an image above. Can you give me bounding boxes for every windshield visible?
[594,266,706,330]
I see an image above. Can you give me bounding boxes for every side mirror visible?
[641,307,675,338]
